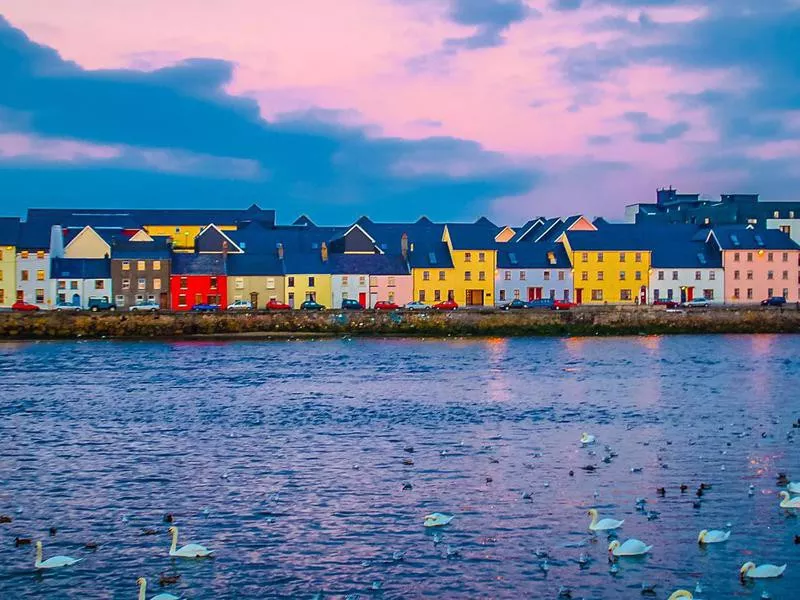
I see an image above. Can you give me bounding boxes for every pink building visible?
[708,227,800,303]
[370,273,413,307]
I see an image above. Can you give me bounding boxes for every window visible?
[342,276,349,285]
[734,271,740,280]
[122,279,130,290]
[359,276,366,286]
[152,261,161,271]
[423,271,430,281]
[653,289,660,300]
[658,271,664,281]
[36,251,44,259]
[557,271,565,281]
[550,289,556,300]
[94,280,104,290]
[520,271,526,280]
[267,278,275,289]
[783,270,789,280]
[308,277,315,287]
[288,276,295,287]
[388,276,396,287]
[36,270,45,281]
[464,271,472,281]
[581,252,588,262]
[619,252,626,262]
[447,290,454,301]
[635,271,642,281]
[635,252,642,263]
[35,288,44,303]
[180,277,188,290]
[57,280,65,289]
[733,288,740,299]
[704,289,714,300]
[464,252,472,262]
[21,250,29,259]
[342,291,348,300]
[178,294,187,307]
[783,252,789,262]
[478,252,485,262]
[695,271,701,281]
[747,252,753,262]
[21,270,29,281]
[504,270,511,281]
[499,289,506,301]
[70,281,78,290]
[581,271,588,281]
[709,271,716,280]
[747,271,753,280]
[136,278,145,291]
[597,252,604,262]
[544,271,551,281]
[419,290,426,302]
[235,277,244,289]
[563,290,570,301]
[153,279,162,290]
[667,289,674,300]
[620,289,632,301]
[434,289,441,301]
[767,271,774,280]
[137,260,146,270]
[733,252,740,262]
[619,271,626,281]
[305,292,316,301]
[591,289,603,301]
[774,211,780,218]
[210,277,218,289]
[122,261,130,271]
[747,288,753,299]
[478,271,486,281]
[781,225,792,235]
[672,271,678,280]
[597,271,604,281]
[438,271,446,281]
[116,295,125,306]
[388,291,395,303]
[135,294,144,303]
[768,252,774,262]
[513,289,520,299]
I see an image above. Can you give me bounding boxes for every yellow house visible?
[283,241,332,308]
[0,217,19,308]
[562,226,652,304]
[144,224,237,252]
[441,223,497,306]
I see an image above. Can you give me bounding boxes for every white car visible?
[227,300,253,310]
[129,301,160,312]
[405,301,430,311]
[681,297,710,308]
[54,302,81,312]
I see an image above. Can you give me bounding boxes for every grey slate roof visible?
[0,217,20,245]
[171,253,227,275]
[110,237,172,259]
[16,221,52,250]
[496,243,571,269]
[566,225,653,251]
[328,253,410,275]
[709,226,800,251]
[226,253,284,276]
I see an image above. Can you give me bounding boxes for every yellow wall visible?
[284,274,332,308]
[569,246,651,304]
[0,245,15,307]
[144,224,237,250]
[228,275,285,308]
[64,228,111,259]
[441,227,496,306]
[412,267,456,304]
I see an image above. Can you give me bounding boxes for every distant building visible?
[0,217,20,308]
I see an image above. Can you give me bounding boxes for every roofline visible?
[197,223,244,254]
[516,218,545,242]
[534,218,563,242]
[340,223,383,254]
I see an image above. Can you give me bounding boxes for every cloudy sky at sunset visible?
[0,0,798,223]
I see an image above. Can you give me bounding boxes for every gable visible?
[128,229,154,242]
[567,216,597,232]
[195,223,243,254]
[64,226,111,259]
[330,224,380,254]
[495,226,516,243]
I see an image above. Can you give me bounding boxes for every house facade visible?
[441,223,498,306]
[0,217,19,308]
[226,252,285,309]
[495,245,573,304]
[170,254,227,310]
[16,223,58,308]
[50,258,112,308]
[110,238,172,308]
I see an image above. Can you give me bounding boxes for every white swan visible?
[779,491,800,508]
[137,577,181,600]
[587,509,624,531]
[167,526,213,558]
[698,529,731,544]
[580,432,595,445]
[423,513,454,527]
[668,592,693,600]
[788,481,800,494]
[608,539,652,556]
[35,541,82,569]
[739,562,786,579]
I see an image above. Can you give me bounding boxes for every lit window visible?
[122,261,130,270]
[95,280,104,290]
[36,270,45,281]
[591,289,603,301]
[137,261,146,270]
[153,279,162,290]
[21,251,29,259]
[152,261,161,270]
[235,277,244,289]
[138,278,146,290]
[36,251,44,259]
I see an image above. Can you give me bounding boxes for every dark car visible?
[191,303,220,312]
[88,297,117,312]
[341,299,365,310]
[502,299,529,310]
[300,300,326,310]
[761,296,787,307]
[653,299,680,309]
[527,298,555,309]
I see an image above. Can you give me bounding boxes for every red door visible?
[576,288,583,304]
[358,292,367,307]
[687,287,694,301]
[528,288,535,301]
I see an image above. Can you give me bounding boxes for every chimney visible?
[320,241,328,262]
[401,233,408,259]
[49,224,64,258]
[547,251,556,265]
[222,240,229,260]
[277,242,284,260]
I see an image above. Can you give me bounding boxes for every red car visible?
[265,298,291,310]
[374,301,400,311]
[653,299,679,309]
[432,300,458,311]
[553,300,575,311]
[12,301,40,312]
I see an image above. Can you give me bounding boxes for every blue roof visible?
[566,225,653,251]
[110,237,172,259]
[408,241,454,269]
[16,221,52,250]
[171,253,227,275]
[637,225,723,268]
[50,258,111,279]
[26,206,275,228]
[328,253,409,275]
[226,253,284,276]
[446,222,503,250]
[0,217,20,245]
[709,226,800,251]
[497,243,571,269]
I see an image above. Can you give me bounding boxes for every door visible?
[250,291,259,309]
[528,287,535,301]
[358,292,367,307]
[16,290,23,301]
[575,288,583,304]
[687,287,694,301]
[160,292,168,309]
[72,293,80,306]
[639,286,647,305]
[194,293,203,305]
[465,289,484,306]
[288,292,295,308]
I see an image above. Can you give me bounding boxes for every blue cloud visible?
[587,135,612,145]
[445,0,533,49]
[550,0,583,10]
[0,16,540,222]
[622,111,690,143]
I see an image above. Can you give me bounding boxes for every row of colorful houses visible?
[1,205,799,310]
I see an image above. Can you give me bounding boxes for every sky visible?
[0,0,798,224]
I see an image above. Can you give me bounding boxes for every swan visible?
[739,562,786,579]
[698,529,731,544]
[137,577,181,600]
[668,592,693,600]
[779,491,800,508]
[587,509,624,532]
[788,481,800,494]
[167,526,213,558]
[608,539,652,556]
[580,432,595,445]
[34,541,82,569]
[423,513,454,527]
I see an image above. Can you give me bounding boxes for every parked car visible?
[681,297,710,308]
[341,298,365,310]
[129,301,160,312]
[88,297,117,312]
[191,303,220,312]
[227,300,253,310]
[374,301,400,311]
[432,299,458,311]
[653,299,680,309]
[12,301,40,312]
[54,302,81,312]
[553,300,575,311]
[502,299,529,310]
[761,296,787,307]
[265,298,291,310]
[300,300,326,310]
[527,298,555,309]
[404,301,430,311]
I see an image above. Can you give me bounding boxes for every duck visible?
[137,577,181,600]
[167,526,213,558]
[608,539,652,556]
[34,541,82,569]
[159,573,181,586]
[423,513,454,527]
[14,536,31,547]
[668,592,693,600]
[739,562,786,580]
[587,509,624,532]
[698,529,731,544]
[788,481,800,494]
[580,432,596,445]
[778,491,800,508]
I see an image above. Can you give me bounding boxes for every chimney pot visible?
[277,242,284,260]
[321,241,328,262]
